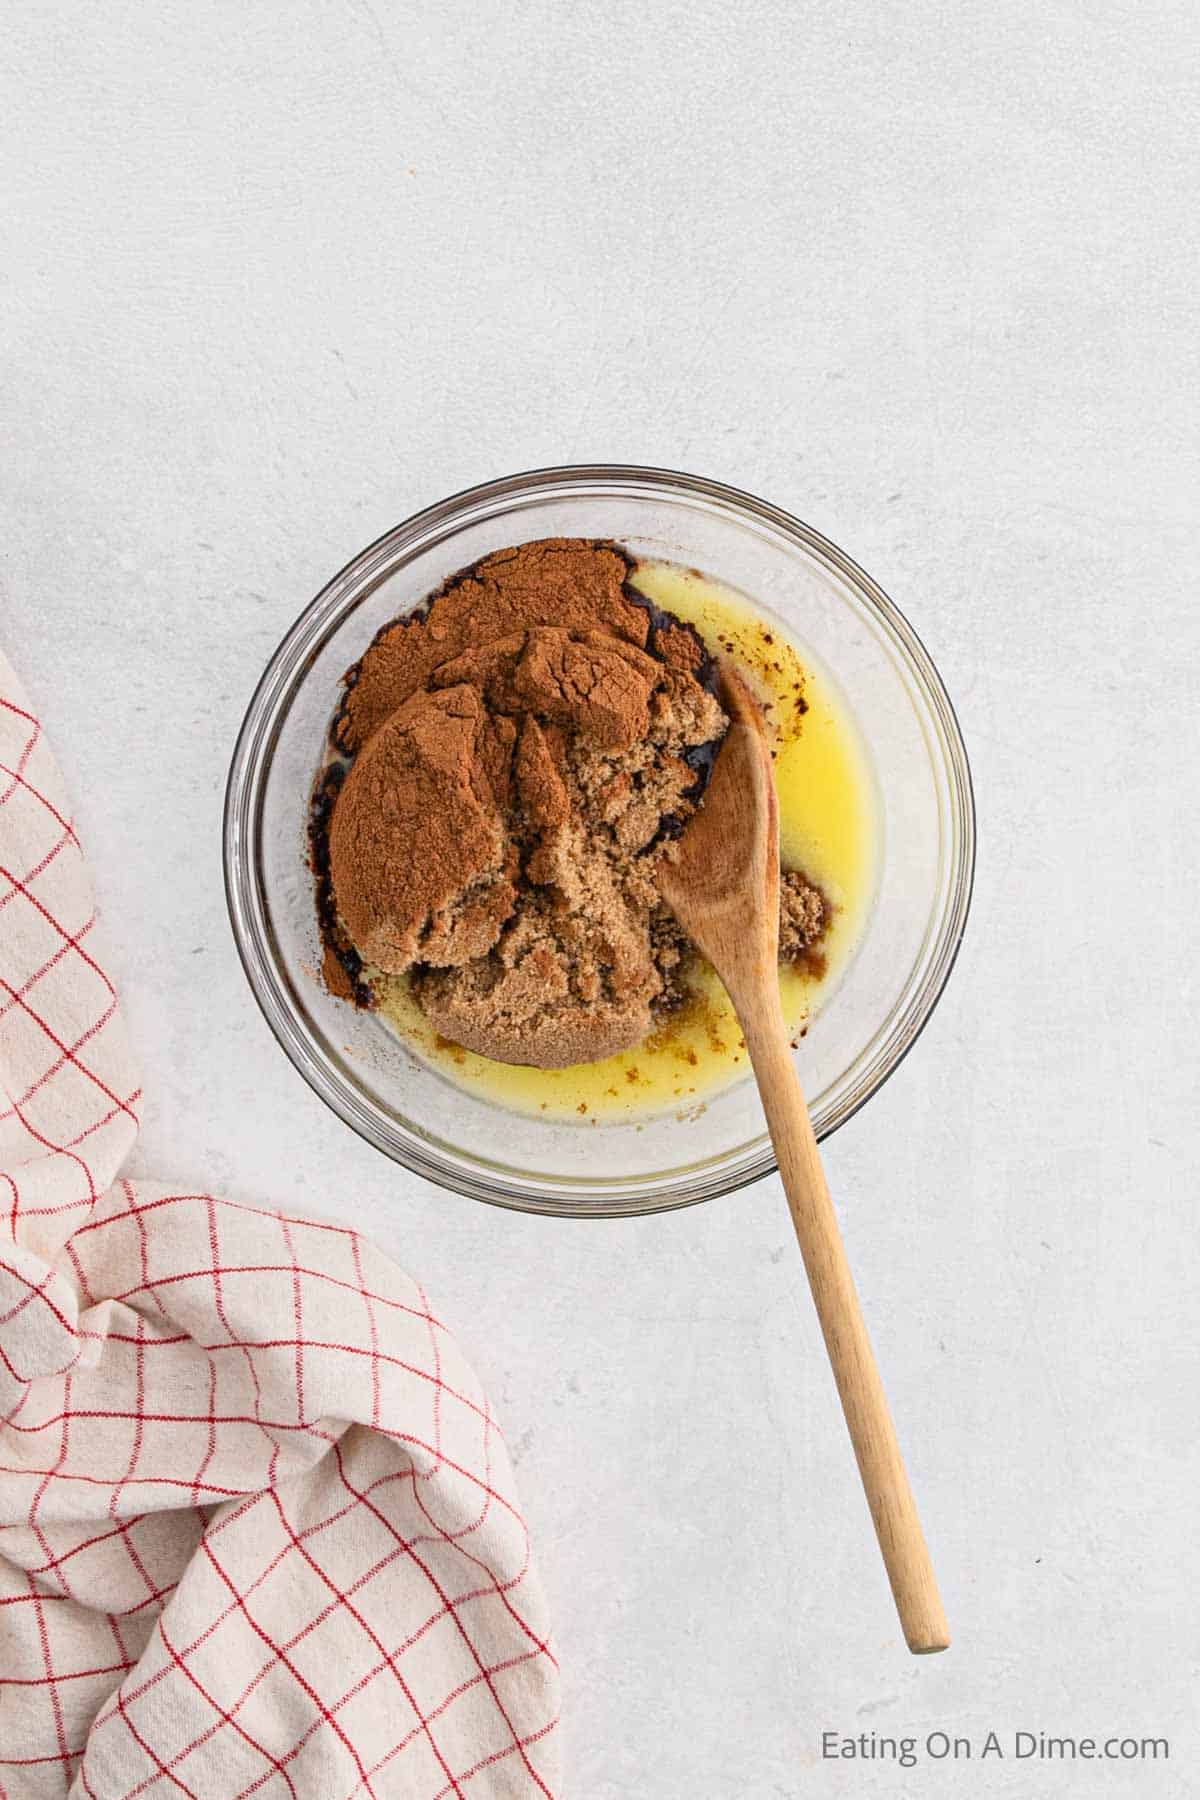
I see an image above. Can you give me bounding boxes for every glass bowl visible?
[223,466,974,1217]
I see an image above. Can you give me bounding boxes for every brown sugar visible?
[315,537,832,1068]
[779,869,828,960]
[322,540,726,1066]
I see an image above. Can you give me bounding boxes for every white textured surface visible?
[3,3,1197,1794]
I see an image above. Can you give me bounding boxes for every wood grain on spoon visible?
[657,664,949,1655]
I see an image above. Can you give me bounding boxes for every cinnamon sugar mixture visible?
[314,539,827,1068]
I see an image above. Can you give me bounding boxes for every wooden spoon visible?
[657,664,949,1654]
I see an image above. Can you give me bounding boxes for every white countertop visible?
[4,3,1197,1794]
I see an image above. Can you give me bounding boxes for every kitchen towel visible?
[0,651,560,1798]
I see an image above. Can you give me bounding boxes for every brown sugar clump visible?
[413,859,662,1066]
[779,869,828,960]
[322,540,726,1067]
[316,536,832,1069]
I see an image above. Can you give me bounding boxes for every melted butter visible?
[375,559,878,1122]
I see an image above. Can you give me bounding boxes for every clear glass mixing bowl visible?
[223,466,974,1217]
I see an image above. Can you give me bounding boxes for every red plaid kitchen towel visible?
[0,652,560,1798]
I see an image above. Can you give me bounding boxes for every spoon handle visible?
[740,997,950,1655]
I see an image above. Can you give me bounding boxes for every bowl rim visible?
[223,463,975,1217]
